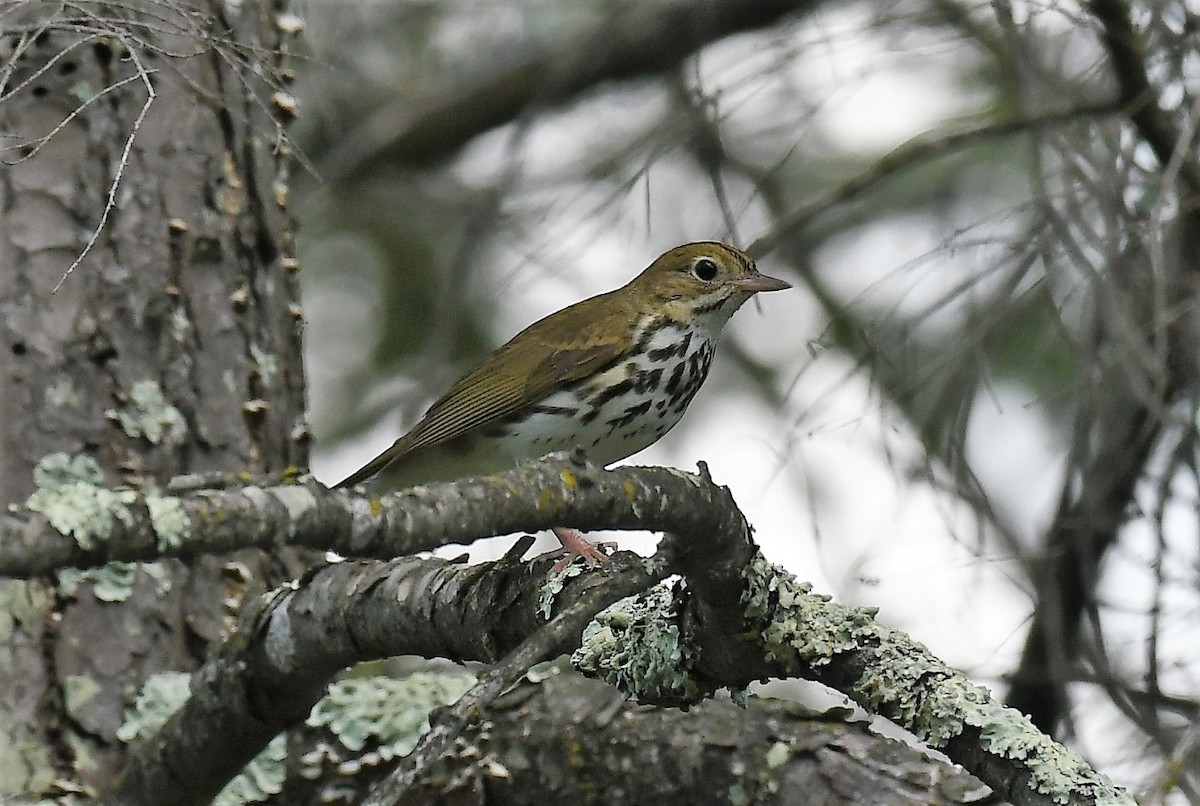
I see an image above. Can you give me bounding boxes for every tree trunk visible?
[0,0,305,793]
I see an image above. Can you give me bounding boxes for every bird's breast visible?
[488,323,716,467]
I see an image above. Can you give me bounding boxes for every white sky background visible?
[302,2,1194,796]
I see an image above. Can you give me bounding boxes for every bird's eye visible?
[692,258,719,282]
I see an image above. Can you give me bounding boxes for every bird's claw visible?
[539,527,614,572]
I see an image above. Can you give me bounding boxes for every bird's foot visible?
[539,527,613,572]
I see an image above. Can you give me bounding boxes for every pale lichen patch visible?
[63,674,102,721]
[739,551,1134,805]
[118,671,288,806]
[266,485,318,538]
[109,380,187,445]
[538,563,585,620]
[572,584,710,703]
[765,741,790,769]
[27,453,136,549]
[250,343,279,385]
[0,581,53,641]
[305,672,476,765]
[742,554,873,669]
[117,671,192,742]
[146,492,190,550]
[46,377,81,408]
[58,561,169,603]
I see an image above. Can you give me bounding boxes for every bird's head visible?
[630,242,791,329]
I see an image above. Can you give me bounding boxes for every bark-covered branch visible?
[0,452,744,577]
[102,451,753,804]
[10,451,1130,803]
[87,455,1127,804]
[555,552,1130,806]
[103,547,672,805]
[1005,402,1160,732]
[360,673,1002,805]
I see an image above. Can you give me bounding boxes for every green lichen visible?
[764,741,790,769]
[742,554,876,669]
[46,377,81,408]
[109,380,187,445]
[0,714,56,796]
[537,563,585,620]
[63,675,102,721]
[146,492,190,550]
[525,660,562,683]
[306,672,477,767]
[250,344,279,385]
[0,580,54,640]
[116,671,192,742]
[59,563,129,602]
[28,453,182,596]
[58,561,169,603]
[26,453,136,549]
[118,671,287,805]
[968,701,1129,805]
[261,485,318,538]
[739,551,1134,805]
[571,584,710,704]
[212,735,286,806]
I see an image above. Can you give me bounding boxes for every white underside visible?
[498,323,717,467]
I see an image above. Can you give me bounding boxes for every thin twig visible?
[52,32,156,292]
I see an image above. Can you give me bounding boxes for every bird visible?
[336,241,790,567]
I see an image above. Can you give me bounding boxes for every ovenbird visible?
[337,242,790,565]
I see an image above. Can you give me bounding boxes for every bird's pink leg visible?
[546,526,612,572]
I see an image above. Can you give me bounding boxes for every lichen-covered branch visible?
[101,451,749,804]
[573,554,1134,806]
[103,547,669,805]
[751,102,1124,257]
[81,446,1129,805]
[360,555,675,805]
[0,451,745,577]
[360,673,998,805]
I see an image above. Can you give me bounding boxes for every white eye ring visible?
[692,258,719,282]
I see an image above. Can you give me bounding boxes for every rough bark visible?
[0,0,304,793]
[301,673,1004,806]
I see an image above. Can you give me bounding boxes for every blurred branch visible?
[1088,0,1200,195]
[750,103,1123,257]
[737,109,1121,560]
[316,0,826,180]
[1006,387,1161,732]
[1005,0,1200,734]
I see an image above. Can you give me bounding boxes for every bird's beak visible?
[727,273,791,293]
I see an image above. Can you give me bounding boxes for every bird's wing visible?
[400,339,624,452]
[335,336,625,487]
